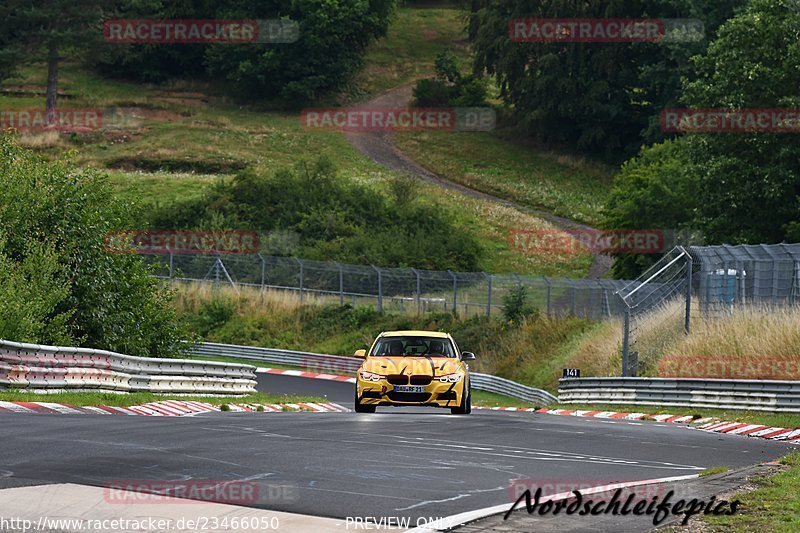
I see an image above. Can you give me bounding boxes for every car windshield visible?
[370,337,456,358]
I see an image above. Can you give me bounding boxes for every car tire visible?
[354,390,376,413]
[451,385,471,415]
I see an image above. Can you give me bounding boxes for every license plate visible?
[394,385,425,393]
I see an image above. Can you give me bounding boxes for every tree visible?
[0,134,188,356]
[680,0,800,244]
[0,1,112,121]
[604,0,800,276]
[93,0,397,104]
[468,0,746,159]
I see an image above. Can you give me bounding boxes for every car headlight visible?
[359,370,384,382]
[436,373,463,383]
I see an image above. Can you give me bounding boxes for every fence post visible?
[411,268,421,316]
[295,257,304,303]
[259,253,266,293]
[544,277,551,316]
[622,307,631,377]
[684,250,692,335]
[448,270,457,315]
[337,262,344,306]
[484,272,492,317]
[372,265,383,313]
[168,252,174,279]
[571,283,577,315]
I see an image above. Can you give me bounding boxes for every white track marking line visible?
[406,473,700,532]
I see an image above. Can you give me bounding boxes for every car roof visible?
[379,330,450,339]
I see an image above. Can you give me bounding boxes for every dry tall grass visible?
[17,131,63,149]
[560,300,800,380]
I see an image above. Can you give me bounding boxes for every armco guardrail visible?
[470,373,557,406]
[192,342,557,405]
[559,377,800,413]
[0,339,256,395]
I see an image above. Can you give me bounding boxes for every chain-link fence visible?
[142,252,631,319]
[617,243,800,376]
[689,243,800,314]
[141,244,799,376]
[617,247,692,377]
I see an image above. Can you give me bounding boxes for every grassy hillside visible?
[354,6,471,96]
[0,92,595,276]
[394,131,614,225]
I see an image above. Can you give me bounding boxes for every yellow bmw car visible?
[353,330,475,414]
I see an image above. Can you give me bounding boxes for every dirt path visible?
[345,84,612,278]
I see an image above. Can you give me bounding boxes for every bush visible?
[0,134,187,356]
[502,286,538,324]
[412,78,455,107]
[149,157,482,271]
[413,50,487,108]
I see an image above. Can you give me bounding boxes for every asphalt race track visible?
[1,374,794,532]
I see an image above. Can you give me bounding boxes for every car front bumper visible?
[356,378,466,407]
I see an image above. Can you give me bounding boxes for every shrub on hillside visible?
[149,157,482,271]
[413,50,487,107]
[0,134,187,356]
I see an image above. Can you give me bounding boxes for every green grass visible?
[701,466,730,477]
[393,130,614,226]
[471,390,541,408]
[0,390,325,407]
[554,403,800,429]
[354,6,472,96]
[698,452,800,532]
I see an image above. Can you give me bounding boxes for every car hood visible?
[361,356,463,377]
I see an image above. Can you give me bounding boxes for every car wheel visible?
[451,386,471,415]
[354,390,376,413]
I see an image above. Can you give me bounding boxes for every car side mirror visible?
[354,349,367,358]
[461,352,476,361]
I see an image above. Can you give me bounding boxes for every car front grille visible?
[409,375,432,385]
[387,375,408,385]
